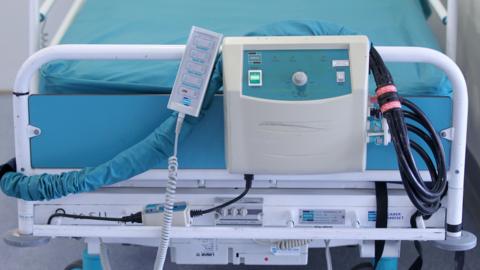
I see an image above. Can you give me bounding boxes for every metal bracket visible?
[28,125,42,138]
[367,118,391,146]
[440,127,454,141]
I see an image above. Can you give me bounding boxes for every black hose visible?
[47,208,142,224]
[369,46,447,216]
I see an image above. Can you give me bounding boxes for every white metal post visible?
[446,0,458,60]
[50,0,86,46]
[28,0,40,55]
[17,0,41,235]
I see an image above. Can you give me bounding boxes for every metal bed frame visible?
[6,0,475,269]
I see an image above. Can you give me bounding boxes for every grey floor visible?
[0,93,478,270]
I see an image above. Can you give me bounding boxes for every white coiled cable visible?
[153,113,185,270]
[276,239,312,250]
[325,240,333,270]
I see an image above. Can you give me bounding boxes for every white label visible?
[332,60,350,67]
[195,239,217,257]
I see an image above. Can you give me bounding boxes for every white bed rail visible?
[49,0,85,46]
[446,0,458,60]
[29,0,85,52]
[39,0,56,22]
[33,226,445,241]
[12,45,467,240]
[429,0,448,24]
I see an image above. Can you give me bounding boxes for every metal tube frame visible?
[12,45,468,241]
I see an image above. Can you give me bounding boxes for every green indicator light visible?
[248,70,262,86]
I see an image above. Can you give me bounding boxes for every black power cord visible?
[47,208,142,225]
[48,174,255,223]
[190,174,254,217]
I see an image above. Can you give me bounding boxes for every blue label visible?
[182,97,192,106]
[368,211,405,222]
[144,202,187,214]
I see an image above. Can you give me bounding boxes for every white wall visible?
[0,1,29,91]
[457,0,480,164]
[0,1,71,91]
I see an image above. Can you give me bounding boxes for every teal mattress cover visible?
[39,0,450,96]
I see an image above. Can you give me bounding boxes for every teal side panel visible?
[242,49,351,100]
[29,95,225,169]
[29,95,451,170]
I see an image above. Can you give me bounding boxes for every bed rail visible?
[12,45,467,240]
[29,0,85,52]
[446,0,458,60]
[429,0,448,24]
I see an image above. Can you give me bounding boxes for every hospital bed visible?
[2,0,477,269]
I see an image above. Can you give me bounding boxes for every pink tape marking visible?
[380,101,401,113]
[376,85,397,97]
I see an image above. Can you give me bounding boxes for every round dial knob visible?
[292,71,308,87]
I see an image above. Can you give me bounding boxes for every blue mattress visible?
[39,0,451,96]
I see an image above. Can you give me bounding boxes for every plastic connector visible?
[142,202,192,226]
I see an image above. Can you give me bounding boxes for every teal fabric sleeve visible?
[1,58,223,201]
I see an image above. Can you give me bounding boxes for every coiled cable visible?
[153,113,185,270]
[276,239,312,250]
[325,240,333,270]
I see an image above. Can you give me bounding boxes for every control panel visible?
[243,49,352,101]
[222,36,370,174]
[168,26,223,117]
